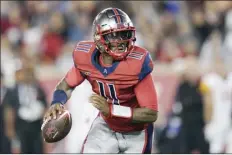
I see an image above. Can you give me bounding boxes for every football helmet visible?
[92,8,136,60]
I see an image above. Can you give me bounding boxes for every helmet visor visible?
[103,30,134,53]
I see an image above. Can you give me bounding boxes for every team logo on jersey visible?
[104,69,107,74]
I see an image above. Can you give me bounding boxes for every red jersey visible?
[65,41,158,132]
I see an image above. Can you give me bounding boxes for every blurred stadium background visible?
[1,1,232,154]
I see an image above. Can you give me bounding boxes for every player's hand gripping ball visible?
[41,104,72,143]
[89,94,110,117]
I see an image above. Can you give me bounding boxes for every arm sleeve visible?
[134,73,158,111]
[64,66,85,88]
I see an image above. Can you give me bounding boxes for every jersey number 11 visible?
[96,80,120,105]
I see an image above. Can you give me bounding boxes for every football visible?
[41,110,72,143]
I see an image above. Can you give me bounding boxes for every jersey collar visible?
[91,48,120,77]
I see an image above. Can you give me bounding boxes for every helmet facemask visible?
[104,30,133,52]
[96,29,136,60]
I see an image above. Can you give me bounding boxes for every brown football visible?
[41,110,72,143]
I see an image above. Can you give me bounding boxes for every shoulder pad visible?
[129,46,153,81]
[72,41,96,67]
[127,46,147,60]
[74,41,95,53]
[125,46,153,80]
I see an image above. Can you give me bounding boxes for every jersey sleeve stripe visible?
[129,53,144,56]
[128,53,144,57]
[127,52,145,60]
[78,43,92,48]
[127,51,145,59]
[130,51,144,55]
[75,43,93,53]
[127,55,143,60]
[75,48,90,53]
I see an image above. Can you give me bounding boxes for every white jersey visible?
[203,72,232,124]
[202,72,232,153]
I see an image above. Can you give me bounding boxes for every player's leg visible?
[81,116,119,153]
[17,129,32,153]
[122,124,154,154]
[32,130,43,153]
[0,134,11,153]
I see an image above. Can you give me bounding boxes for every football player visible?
[44,8,158,153]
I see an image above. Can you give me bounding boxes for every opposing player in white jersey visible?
[201,64,232,153]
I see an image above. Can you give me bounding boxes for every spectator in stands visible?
[222,10,232,70]
[4,64,47,153]
[67,11,91,43]
[201,60,232,153]
[40,11,65,63]
[173,58,209,153]
[156,37,185,63]
[0,72,11,153]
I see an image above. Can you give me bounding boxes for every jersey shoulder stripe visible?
[75,42,93,53]
[127,51,145,60]
[73,41,96,67]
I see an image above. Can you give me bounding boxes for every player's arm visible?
[132,74,158,123]
[44,65,85,121]
[131,52,158,123]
